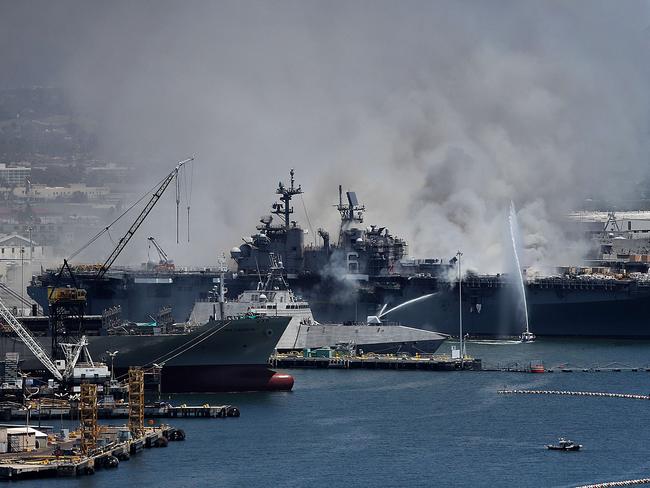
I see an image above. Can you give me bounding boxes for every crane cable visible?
[67,172,170,261]
[185,160,193,243]
[300,194,316,246]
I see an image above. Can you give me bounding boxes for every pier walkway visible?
[270,354,482,371]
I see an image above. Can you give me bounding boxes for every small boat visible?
[546,438,582,451]
[529,360,545,373]
[520,330,536,343]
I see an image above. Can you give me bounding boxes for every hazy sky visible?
[2,1,649,271]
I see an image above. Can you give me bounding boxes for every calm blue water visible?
[16,339,650,487]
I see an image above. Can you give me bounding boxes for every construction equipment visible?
[97,158,192,279]
[0,294,63,381]
[128,368,145,438]
[79,383,98,455]
[147,236,175,271]
[43,159,192,374]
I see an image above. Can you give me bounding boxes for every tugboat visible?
[546,438,582,451]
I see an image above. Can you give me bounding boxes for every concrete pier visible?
[270,354,482,371]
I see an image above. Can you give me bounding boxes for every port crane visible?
[36,158,193,377]
[0,295,64,381]
[96,158,192,279]
[147,236,175,271]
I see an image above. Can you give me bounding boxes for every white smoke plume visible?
[1,1,649,271]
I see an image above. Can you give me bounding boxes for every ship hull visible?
[28,272,650,338]
[301,279,650,339]
[0,316,294,392]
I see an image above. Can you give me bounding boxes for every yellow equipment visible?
[47,286,87,305]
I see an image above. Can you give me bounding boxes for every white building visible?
[13,183,110,201]
[0,163,30,187]
[0,234,45,262]
[0,427,48,452]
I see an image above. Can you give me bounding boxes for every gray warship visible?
[0,314,293,392]
[189,256,448,354]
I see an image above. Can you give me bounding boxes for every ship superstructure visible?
[189,255,447,354]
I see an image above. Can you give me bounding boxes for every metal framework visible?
[0,293,63,381]
[128,368,145,438]
[97,158,192,279]
[272,168,303,228]
[49,294,85,363]
[79,383,98,455]
[148,236,170,264]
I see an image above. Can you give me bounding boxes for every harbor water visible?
[15,339,650,488]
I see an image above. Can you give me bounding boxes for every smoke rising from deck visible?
[1,2,649,271]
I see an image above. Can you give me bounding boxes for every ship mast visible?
[272,169,303,229]
[336,185,365,245]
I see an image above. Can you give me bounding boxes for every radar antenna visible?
[336,186,365,245]
[272,169,303,228]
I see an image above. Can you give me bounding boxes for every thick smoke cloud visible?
[1,1,649,271]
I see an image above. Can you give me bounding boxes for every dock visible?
[270,353,482,371]
[0,425,184,480]
[0,402,241,421]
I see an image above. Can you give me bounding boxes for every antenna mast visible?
[272,169,303,228]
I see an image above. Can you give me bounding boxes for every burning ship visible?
[28,170,650,338]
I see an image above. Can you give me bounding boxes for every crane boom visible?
[147,236,169,263]
[97,158,192,279]
[0,296,63,381]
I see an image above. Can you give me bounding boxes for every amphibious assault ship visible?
[28,170,650,338]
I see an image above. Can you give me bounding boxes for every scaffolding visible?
[128,367,145,438]
[79,383,98,455]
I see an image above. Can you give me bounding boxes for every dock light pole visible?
[54,392,66,432]
[456,250,464,363]
[106,350,119,384]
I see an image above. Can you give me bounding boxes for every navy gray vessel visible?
[189,257,448,354]
[1,315,294,392]
[27,170,650,338]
